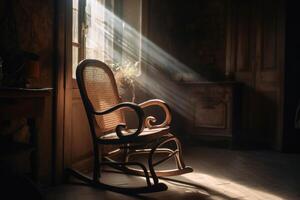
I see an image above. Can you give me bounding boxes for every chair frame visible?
[67,59,192,193]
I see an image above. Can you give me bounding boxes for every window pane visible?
[77,0,142,77]
[72,0,79,43]
[72,46,79,79]
[73,0,78,9]
[85,0,106,61]
[121,0,142,75]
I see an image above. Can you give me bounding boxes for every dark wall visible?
[0,0,54,88]
[283,1,300,152]
[148,0,228,80]
[0,0,55,183]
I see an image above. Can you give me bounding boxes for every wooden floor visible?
[45,147,300,200]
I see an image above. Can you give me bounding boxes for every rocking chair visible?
[67,59,193,193]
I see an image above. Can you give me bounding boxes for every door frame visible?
[53,0,72,183]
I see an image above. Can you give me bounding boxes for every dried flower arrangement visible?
[106,60,140,102]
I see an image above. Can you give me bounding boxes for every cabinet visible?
[0,88,52,184]
[182,82,241,146]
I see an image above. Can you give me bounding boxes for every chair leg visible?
[66,168,167,193]
[66,141,167,194]
[66,160,168,194]
[116,135,193,177]
[148,135,193,177]
[68,134,192,193]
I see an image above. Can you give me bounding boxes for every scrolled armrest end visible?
[94,102,145,140]
[139,99,172,129]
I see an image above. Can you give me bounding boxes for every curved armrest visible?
[93,102,145,140]
[138,99,172,129]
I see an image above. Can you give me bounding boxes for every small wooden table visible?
[0,87,52,184]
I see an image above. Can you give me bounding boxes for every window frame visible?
[71,0,146,88]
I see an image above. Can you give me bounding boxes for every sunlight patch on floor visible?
[182,172,283,200]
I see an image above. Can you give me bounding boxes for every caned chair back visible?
[76,59,124,137]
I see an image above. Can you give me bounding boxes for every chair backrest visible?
[76,59,124,137]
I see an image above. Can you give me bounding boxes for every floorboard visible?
[45,147,300,200]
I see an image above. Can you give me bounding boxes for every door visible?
[254,0,285,149]
[227,0,285,149]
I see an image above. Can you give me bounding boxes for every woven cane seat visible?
[99,127,170,144]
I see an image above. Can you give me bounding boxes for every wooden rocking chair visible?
[67,59,193,193]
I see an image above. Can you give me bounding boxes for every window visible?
[72,0,142,79]
[72,0,80,78]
